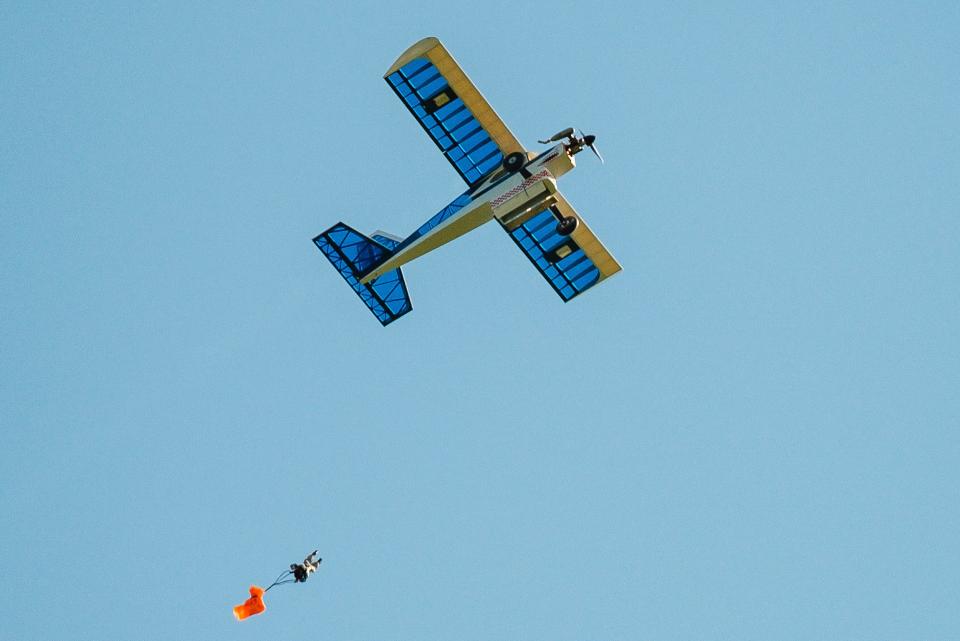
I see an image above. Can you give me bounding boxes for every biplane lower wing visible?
[499,192,621,301]
[313,223,412,326]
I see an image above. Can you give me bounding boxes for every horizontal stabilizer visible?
[370,230,403,250]
[314,223,412,326]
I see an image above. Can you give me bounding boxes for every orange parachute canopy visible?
[233,585,266,620]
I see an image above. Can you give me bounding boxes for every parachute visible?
[233,586,265,620]
[232,550,322,620]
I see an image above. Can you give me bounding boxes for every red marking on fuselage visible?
[490,169,552,210]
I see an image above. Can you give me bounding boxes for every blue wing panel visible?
[314,223,412,326]
[386,58,504,186]
[390,191,473,255]
[503,209,602,302]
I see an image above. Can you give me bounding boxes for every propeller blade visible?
[581,134,603,163]
[589,142,604,164]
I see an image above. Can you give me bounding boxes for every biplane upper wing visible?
[499,191,621,301]
[384,37,525,186]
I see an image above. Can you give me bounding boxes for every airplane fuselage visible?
[360,144,577,283]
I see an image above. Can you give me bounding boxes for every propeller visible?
[582,133,603,163]
[537,127,603,163]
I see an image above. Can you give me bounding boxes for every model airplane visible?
[314,37,622,326]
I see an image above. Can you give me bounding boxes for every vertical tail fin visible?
[313,223,412,326]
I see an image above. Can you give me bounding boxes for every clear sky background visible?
[2,2,958,640]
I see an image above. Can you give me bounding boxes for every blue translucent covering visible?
[371,234,401,251]
[391,192,472,254]
[314,223,412,326]
[504,209,601,301]
[386,58,503,186]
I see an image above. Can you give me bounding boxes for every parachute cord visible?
[264,570,295,593]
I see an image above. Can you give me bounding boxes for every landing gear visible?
[502,151,525,173]
[556,215,578,236]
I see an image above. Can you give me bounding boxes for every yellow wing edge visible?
[554,193,622,281]
[384,37,526,158]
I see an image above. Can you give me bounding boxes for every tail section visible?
[313,223,412,326]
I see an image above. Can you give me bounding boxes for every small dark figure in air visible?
[291,550,322,582]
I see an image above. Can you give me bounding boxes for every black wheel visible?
[502,151,525,173]
[556,215,578,236]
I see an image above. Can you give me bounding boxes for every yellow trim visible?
[384,37,441,77]
[384,37,525,158]
[554,193,622,280]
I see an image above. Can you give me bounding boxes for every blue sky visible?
[2,2,958,640]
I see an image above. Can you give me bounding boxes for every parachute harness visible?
[264,569,296,592]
